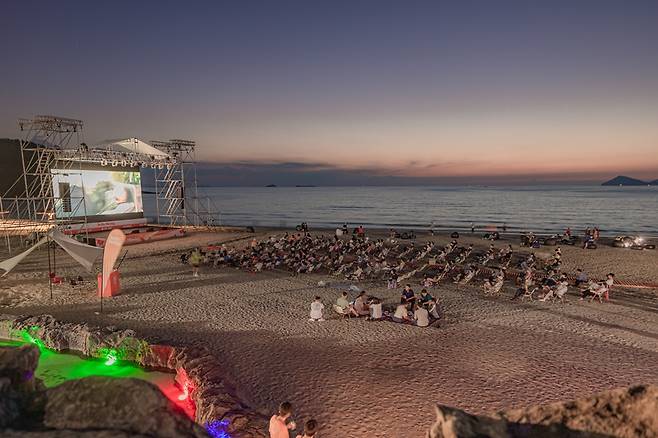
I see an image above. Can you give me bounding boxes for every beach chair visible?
[521,287,537,302]
[553,283,568,303]
[488,279,504,296]
[589,285,608,303]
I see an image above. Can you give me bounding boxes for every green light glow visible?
[105,351,118,366]
[0,338,195,419]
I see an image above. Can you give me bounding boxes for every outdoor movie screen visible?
[51,168,143,219]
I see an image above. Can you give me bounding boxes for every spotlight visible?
[104,351,117,366]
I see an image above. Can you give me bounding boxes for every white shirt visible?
[414,307,430,327]
[393,304,408,320]
[370,302,383,319]
[310,301,324,319]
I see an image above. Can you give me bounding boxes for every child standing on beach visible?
[269,402,296,438]
[295,419,318,438]
[189,248,202,277]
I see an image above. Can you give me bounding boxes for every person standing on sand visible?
[471,222,475,233]
[269,402,296,438]
[189,248,202,277]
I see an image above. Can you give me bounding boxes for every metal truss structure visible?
[1,115,220,253]
[151,139,217,227]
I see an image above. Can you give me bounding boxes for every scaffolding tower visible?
[151,139,196,226]
[150,139,219,227]
[19,116,84,222]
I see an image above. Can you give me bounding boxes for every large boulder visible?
[43,376,207,438]
[426,405,590,438]
[498,385,658,438]
[428,385,658,438]
[0,344,43,428]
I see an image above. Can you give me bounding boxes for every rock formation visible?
[427,385,658,438]
[0,314,268,437]
[0,343,207,437]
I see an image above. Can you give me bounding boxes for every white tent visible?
[0,229,103,277]
[94,138,169,158]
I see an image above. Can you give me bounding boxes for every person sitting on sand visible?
[427,299,442,320]
[269,402,296,438]
[419,288,434,305]
[413,303,430,327]
[353,291,370,316]
[336,291,358,317]
[368,297,383,320]
[401,284,416,308]
[392,303,410,323]
[296,419,318,438]
[309,296,325,322]
[336,291,349,310]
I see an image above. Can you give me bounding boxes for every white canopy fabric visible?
[50,229,103,273]
[0,229,103,277]
[0,237,47,277]
[94,138,169,157]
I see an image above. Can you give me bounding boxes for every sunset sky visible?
[2,0,658,184]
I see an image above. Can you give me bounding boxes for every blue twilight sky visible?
[1,0,658,185]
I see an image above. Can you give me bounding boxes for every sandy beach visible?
[1,229,657,437]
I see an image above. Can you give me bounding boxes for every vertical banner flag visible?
[102,229,126,296]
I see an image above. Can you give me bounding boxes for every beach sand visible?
[1,230,657,437]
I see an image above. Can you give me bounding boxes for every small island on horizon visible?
[601,175,658,186]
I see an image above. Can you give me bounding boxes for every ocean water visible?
[146,186,658,236]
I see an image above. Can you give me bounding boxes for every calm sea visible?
[146,186,658,236]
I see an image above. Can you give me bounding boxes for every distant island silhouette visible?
[601,175,657,186]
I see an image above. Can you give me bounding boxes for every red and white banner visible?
[101,229,126,296]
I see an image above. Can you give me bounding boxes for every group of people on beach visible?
[510,245,615,302]
[309,284,442,327]
[187,227,618,312]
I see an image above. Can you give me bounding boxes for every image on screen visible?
[51,168,143,219]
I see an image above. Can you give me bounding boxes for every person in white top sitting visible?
[368,298,383,320]
[309,296,325,321]
[413,303,430,327]
[391,303,410,323]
